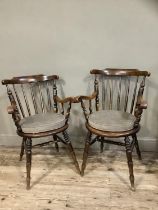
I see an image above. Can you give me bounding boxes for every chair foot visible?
[130,175,135,191]
[81,132,92,176]
[131,185,135,191]
[19,138,26,161]
[129,175,135,190]
[81,142,90,176]
[67,142,81,174]
[80,170,84,177]
[26,178,31,190]
[25,138,32,190]
[63,131,80,175]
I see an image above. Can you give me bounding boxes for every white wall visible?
[0,0,158,151]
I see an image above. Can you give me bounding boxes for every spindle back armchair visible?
[79,68,150,190]
[2,74,80,189]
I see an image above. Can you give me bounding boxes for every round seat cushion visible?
[88,110,136,132]
[19,111,65,133]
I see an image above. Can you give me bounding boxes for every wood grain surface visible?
[0,147,157,210]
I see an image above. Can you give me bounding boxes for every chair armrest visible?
[77,91,97,101]
[54,95,79,103]
[134,98,148,127]
[54,95,80,124]
[76,91,97,123]
[7,104,16,114]
[54,91,97,104]
[7,103,21,131]
[139,100,147,109]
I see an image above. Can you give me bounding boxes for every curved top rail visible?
[2,74,59,85]
[13,74,44,79]
[90,68,150,77]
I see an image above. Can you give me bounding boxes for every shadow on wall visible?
[145,0,158,13]
[145,78,158,156]
[0,92,20,146]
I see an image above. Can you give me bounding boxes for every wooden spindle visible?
[130,76,139,114]
[38,82,45,113]
[102,77,105,110]
[21,84,31,116]
[94,75,99,111]
[117,77,122,110]
[124,77,130,112]
[13,84,25,117]
[134,76,146,127]
[7,85,21,130]
[30,84,38,114]
[89,99,92,114]
[61,103,64,115]
[65,101,71,124]
[109,78,113,110]
[46,81,52,111]
[53,80,58,113]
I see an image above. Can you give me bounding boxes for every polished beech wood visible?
[91,68,150,77]
[80,68,150,190]
[2,74,80,189]
[81,132,92,176]
[17,124,69,138]
[86,123,140,138]
[124,136,134,190]
[20,137,26,161]
[2,75,59,85]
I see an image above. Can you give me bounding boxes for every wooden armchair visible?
[2,74,80,189]
[79,68,150,190]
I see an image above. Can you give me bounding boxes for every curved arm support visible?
[139,100,147,109]
[7,103,16,114]
[54,95,80,104]
[77,91,97,101]
[134,76,147,127]
[6,87,21,131]
[53,95,81,124]
[77,91,97,122]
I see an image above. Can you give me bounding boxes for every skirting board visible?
[0,134,158,152]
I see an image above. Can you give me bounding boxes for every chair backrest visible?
[90,68,150,114]
[2,74,59,119]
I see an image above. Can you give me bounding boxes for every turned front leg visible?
[124,137,135,190]
[63,131,80,174]
[25,138,32,190]
[20,137,26,161]
[81,132,92,176]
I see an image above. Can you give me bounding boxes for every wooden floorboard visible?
[0,147,158,210]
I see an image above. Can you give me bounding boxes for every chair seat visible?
[88,110,136,132]
[19,112,65,133]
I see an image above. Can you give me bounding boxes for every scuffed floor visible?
[0,147,158,210]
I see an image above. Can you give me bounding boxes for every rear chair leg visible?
[53,135,59,152]
[81,132,92,176]
[62,131,80,175]
[25,138,32,190]
[20,137,26,161]
[125,137,135,191]
[132,134,142,160]
[100,137,104,153]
